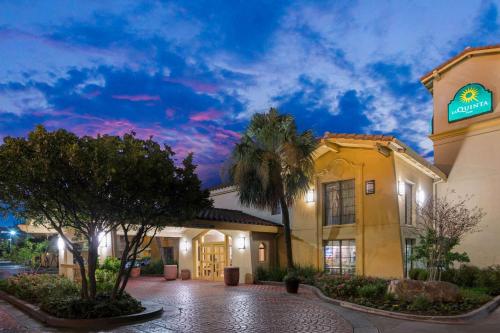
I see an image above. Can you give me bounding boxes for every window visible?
[404,182,413,225]
[258,242,266,262]
[324,179,355,225]
[324,240,356,275]
[404,238,416,277]
[271,203,281,215]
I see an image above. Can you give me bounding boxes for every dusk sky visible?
[0,0,499,200]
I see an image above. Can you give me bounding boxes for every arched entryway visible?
[193,230,232,281]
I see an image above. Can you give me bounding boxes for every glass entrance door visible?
[200,242,225,281]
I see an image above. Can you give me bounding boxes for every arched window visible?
[258,242,266,262]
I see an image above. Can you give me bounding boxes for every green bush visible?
[314,274,388,300]
[358,283,386,299]
[0,274,143,319]
[95,268,117,292]
[409,295,431,311]
[100,257,121,273]
[253,266,287,282]
[141,259,164,275]
[477,266,500,296]
[455,265,481,288]
[408,268,428,281]
[294,266,319,285]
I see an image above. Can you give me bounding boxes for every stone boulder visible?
[387,279,460,302]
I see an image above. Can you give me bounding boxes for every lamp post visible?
[8,230,16,253]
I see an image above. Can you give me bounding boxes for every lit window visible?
[324,240,356,275]
[258,242,266,262]
[324,180,355,225]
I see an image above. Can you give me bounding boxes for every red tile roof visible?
[322,132,395,141]
[196,208,281,227]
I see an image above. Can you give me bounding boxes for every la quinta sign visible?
[448,83,493,122]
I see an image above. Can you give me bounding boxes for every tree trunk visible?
[74,255,89,299]
[279,197,294,271]
[87,233,99,299]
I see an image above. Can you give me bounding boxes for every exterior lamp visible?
[183,239,189,253]
[57,236,65,251]
[416,189,426,205]
[9,230,16,236]
[305,189,315,203]
[397,181,405,196]
[238,236,246,250]
[98,232,108,248]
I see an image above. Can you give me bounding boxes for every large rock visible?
[388,279,460,302]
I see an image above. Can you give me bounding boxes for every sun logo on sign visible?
[460,87,479,103]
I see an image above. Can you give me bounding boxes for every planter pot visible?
[181,269,191,280]
[163,265,178,280]
[130,267,141,278]
[224,267,239,286]
[285,279,299,294]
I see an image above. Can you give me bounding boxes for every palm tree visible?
[230,108,318,270]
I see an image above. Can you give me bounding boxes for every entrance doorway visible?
[195,230,231,281]
[200,242,225,281]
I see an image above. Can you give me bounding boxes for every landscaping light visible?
[397,181,405,196]
[305,189,315,203]
[237,236,246,250]
[57,236,65,251]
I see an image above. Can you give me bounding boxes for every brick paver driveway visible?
[119,277,352,333]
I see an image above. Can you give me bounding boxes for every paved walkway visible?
[0,276,500,332]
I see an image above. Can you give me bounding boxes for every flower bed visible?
[256,266,496,316]
[0,274,144,319]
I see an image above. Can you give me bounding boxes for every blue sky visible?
[0,1,499,226]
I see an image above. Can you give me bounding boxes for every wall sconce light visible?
[397,181,405,196]
[183,239,189,253]
[57,236,65,251]
[416,189,426,205]
[305,189,315,203]
[238,236,246,250]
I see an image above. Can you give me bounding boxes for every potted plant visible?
[284,270,300,294]
[130,261,141,278]
[163,259,178,280]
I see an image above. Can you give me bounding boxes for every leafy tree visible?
[414,193,484,281]
[229,108,317,270]
[0,126,210,299]
[9,238,49,273]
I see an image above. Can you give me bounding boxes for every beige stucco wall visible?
[431,53,500,174]
[429,51,500,267]
[288,146,407,278]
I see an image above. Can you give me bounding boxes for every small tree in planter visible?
[414,193,484,281]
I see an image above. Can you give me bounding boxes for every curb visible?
[260,281,500,324]
[0,290,164,328]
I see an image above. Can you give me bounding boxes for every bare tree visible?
[415,192,484,281]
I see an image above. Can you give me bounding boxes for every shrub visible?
[358,283,386,299]
[255,267,268,282]
[455,265,481,288]
[95,268,117,292]
[477,266,500,296]
[408,268,428,281]
[409,295,431,311]
[314,274,388,300]
[141,259,164,275]
[100,257,121,273]
[0,274,143,319]
[294,266,319,285]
